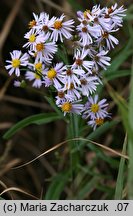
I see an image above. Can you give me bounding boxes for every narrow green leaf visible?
[3,113,62,140]
[68,0,84,11]
[56,45,69,65]
[76,176,100,199]
[87,120,119,140]
[103,40,133,74]
[105,70,131,81]
[128,60,133,199]
[114,134,127,199]
[44,96,64,118]
[45,171,70,199]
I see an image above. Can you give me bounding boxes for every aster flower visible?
[92,16,111,31]
[50,14,74,42]
[6,50,29,77]
[76,23,100,46]
[91,5,105,17]
[44,62,66,89]
[14,80,21,87]
[59,100,84,116]
[55,90,67,105]
[5,5,126,130]
[14,80,26,88]
[81,6,111,31]
[87,117,105,130]
[105,4,126,28]
[78,76,100,96]
[36,13,56,35]
[92,50,111,70]
[34,40,57,61]
[62,67,85,89]
[28,12,45,30]
[72,49,94,73]
[97,29,119,50]
[25,61,46,88]
[65,82,81,100]
[23,29,48,51]
[82,95,109,120]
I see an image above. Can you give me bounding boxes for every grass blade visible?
[45,171,70,199]
[76,176,100,199]
[103,40,133,75]
[114,134,127,199]
[3,113,62,140]
[128,60,133,199]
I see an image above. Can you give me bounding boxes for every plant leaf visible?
[3,113,62,140]
[44,171,70,199]
[114,134,127,199]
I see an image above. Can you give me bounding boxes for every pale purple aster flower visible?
[26,71,43,88]
[78,76,100,96]
[23,29,49,51]
[91,5,105,17]
[105,4,126,27]
[93,16,111,31]
[92,50,111,70]
[76,23,100,46]
[35,40,57,60]
[44,62,66,90]
[25,61,46,88]
[14,80,21,87]
[65,82,81,100]
[14,80,26,88]
[36,13,56,35]
[81,6,111,31]
[87,117,105,130]
[62,67,85,89]
[28,36,57,64]
[83,95,109,119]
[28,12,45,30]
[6,50,29,77]
[55,90,67,105]
[59,100,84,116]
[72,49,94,73]
[97,29,119,50]
[50,14,74,42]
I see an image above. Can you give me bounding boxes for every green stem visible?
[68,113,80,196]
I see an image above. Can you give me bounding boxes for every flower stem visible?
[68,113,80,195]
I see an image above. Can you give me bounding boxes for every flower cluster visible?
[5,3,126,130]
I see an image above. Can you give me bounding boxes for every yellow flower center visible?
[61,102,72,112]
[34,63,42,79]
[35,62,42,71]
[12,59,20,68]
[54,21,62,29]
[66,83,74,90]
[28,20,36,28]
[95,118,104,126]
[29,34,36,42]
[47,68,57,79]
[36,43,44,52]
[35,73,42,79]
[91,104,99,113]
[83,10,91,19]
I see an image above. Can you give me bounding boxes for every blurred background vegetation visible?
[0,0,133,199]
